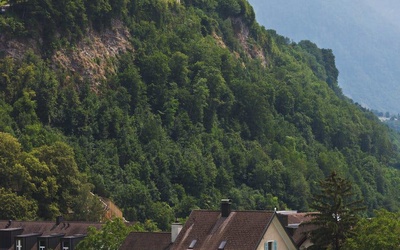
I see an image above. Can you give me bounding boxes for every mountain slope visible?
[249,0,400,113]
[0,0,400,227]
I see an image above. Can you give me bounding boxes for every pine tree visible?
[307,172,365,250]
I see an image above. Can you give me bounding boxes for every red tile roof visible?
[171,210,275,250]
[120,232,172,250]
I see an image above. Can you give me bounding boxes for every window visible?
[188,239,197,249]
[15,239,23,250]
[38,240,46,250]
[218,240,227,250]
[264,241,277,250]
[62,241,70,250]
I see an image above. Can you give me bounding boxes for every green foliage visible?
[1,0,400,230]
[76,218,159,249]
[0,15,26,36]
[0,132,102,220]
[0,188,38,220]
[343,209,400,250]
[217,0,241,19]
[76,218,133,250]
[307,172,365,250]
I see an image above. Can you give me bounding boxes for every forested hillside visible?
[1,0,400,230]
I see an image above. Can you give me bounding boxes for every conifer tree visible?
[307,172,365,250]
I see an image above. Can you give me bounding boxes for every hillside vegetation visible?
[1,0,400,230]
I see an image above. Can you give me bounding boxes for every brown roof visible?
[285,213,317,247]
[0,220,102,250]
[120,232,172,250]
[171,210,275,250]
[287,213,313,225]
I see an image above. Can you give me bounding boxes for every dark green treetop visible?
[307,172,365,250]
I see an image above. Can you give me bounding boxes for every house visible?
[0,216,102,250]
[120,199,298,250]
[276,211,316,250]
[171,199,297,250]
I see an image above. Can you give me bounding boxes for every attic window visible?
[218,240,227,250]
[188,239,197,249]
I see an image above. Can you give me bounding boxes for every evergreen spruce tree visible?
[307,172,365,250]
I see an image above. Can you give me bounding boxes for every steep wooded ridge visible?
[1,0,400,229]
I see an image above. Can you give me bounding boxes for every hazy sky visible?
[248,0,400,113]
[365,0,400,29]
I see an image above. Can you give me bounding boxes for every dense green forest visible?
[1,0,400,230]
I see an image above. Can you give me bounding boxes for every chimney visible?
[221,199,232,217]
[56,215,64,225]
[5,220,11,228]
[277,213,289,227]
[171,222,182,243]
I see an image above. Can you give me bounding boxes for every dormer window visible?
[38,233,65,250]
[218,240,227,250]
[15,239,23,250]
[188,239,197,249]
[60,234,86,250]
[38,240,46,250]
[0,228,23,249]
[15,233,42,250]
[62,240,70,250]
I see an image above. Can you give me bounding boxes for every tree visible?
[76,218,135,250]
[343,209,400,250]
[217,0,241,18]
[307,172,365,250]
[0,188,38,220]
[0,132,23,191]
[32,142,82,218]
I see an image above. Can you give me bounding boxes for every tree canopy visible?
[0,0,400,230]
[307,172,365,250]
[343,209,400,250]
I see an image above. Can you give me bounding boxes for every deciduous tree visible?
[343,209,400,250]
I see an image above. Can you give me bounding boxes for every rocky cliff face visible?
[52,19,133,86]
[0,14,264,86]
[0,19,132,86]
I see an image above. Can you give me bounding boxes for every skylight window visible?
[218,240,227,250]
[188,239,197,249]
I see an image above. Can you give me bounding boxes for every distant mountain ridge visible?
[249,0,400,114]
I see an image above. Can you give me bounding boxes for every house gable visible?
[256,216,297,250]
[171,210,275,250]
[171,207,298,250]
[120,200,299,250]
